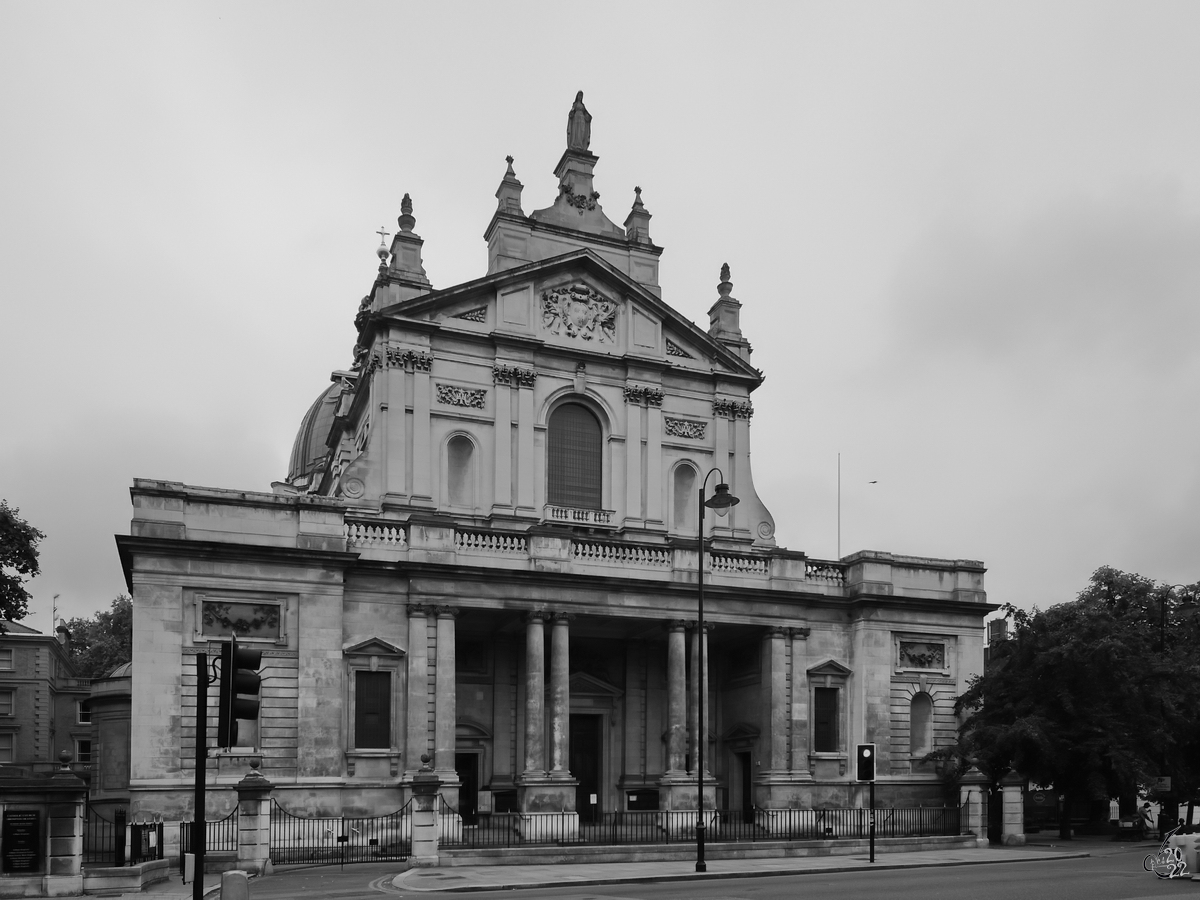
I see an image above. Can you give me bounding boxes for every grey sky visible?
[3,2,1198,630]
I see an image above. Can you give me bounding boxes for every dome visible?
[106,661,133,678]
[287,382,342,484]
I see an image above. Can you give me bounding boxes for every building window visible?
[547,403,602,509]
[910,692,933,756]
[77,702,91,725]
[813,687,839,752]
[75,739,92,766]
[354,671,391,749]
[0,649,12,669]
[673,464,696,534]
[447,436,475,508]
[0,733,12,763]
[0,690,12,717]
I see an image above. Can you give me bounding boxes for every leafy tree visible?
[950,567,1200,838]
[0,500,44,631]
[64,595,133,679]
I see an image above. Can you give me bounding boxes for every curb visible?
[394,850,1092,893]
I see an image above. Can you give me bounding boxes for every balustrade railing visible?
[709,552,769,576]
[455,530,528,554]
[573,541,671,567]
[804,561,846,585]
[344,521,408,549]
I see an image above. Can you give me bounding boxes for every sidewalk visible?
[94,843,1093,897]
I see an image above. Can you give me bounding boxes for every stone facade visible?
[117,96,994,825]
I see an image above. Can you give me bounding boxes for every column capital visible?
[407,603,433,617]
[523,610,548,624]
[434,605,459,619]
[666,619,688,632]
[550,612,572,624]
[688,621,713,634]
[790,626,811,640]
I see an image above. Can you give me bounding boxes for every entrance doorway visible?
[455,753,479,825]
[736,751,754,823]
[569,714,601,824]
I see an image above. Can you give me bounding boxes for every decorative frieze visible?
[560,182,599,211]
[383,346,434,371]
[664,417,706,440]
[898,641,946,670]
[542,284,618,343]
[436,384,487,409]
[665,338,692,359]
[623,384,664,407]
[492,363,537,387]
[454,306,487,323]
[713,398,754,420]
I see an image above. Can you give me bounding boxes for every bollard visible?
[220,869,249,900]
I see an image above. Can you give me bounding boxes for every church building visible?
[117,95,992,830]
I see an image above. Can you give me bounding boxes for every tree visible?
[950,567,1200,838]
[64,595,133,679]
[0,500,44,631]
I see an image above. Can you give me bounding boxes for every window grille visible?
[547,403,602,509]
[355,671,391,749]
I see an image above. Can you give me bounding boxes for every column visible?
[434,606,458,775]
[665,621,687,775]
[493,379,512,509]
[413,355,432,501]
[516,383,535,511]
[549,614,571,778]
[645,400,663,525]
[766,628,788,773]
[790,627,811,776]
[624,396,642,526]
[384,358,407,496]
[522,612,546,778]
[1000,771,1026,846]
[732,414,752,537]
[405,605,430,777]
[234,766,274,876]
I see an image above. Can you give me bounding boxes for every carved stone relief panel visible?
[541,284,618,343]
[664,417,706,439]
[435,384,487,409]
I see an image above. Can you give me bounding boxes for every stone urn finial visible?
[59,749,73,770]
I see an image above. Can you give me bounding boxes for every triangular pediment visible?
[569,671,623,698]
[374,250,762,385]
[343,637,404,657]
[808,658,852,678]
[722,722,761,742]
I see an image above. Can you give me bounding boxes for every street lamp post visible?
[695,468,739,873]
[1157,583,1195,833]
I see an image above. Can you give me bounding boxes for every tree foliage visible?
[0,500,44,630]
[951,567,1200,836]
[64,595,133,679]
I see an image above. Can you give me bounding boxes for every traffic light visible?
[856,743,876,782]
[217,637,263,749]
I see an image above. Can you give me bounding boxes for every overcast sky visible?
[3,1,1198,631]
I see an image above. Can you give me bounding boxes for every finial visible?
[397,193,416,233]
[718,263,732,298]
[720,262,731,283]
[505,155,515,173]
[375,225,389,263]
[632,186,644,208]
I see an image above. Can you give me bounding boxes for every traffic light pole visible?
[193,653,207,900]
[869,780,875,863]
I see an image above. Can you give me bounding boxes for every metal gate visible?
[268,799,412,866]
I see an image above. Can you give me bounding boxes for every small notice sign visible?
[2,809,41,873]
[1154,777,1172,792]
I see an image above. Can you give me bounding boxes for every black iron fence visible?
[178,807,238,874]
[439,798,965,848]
[83,807,165,866]
[268,799,412,866]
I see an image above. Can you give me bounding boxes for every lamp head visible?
[705,483,740,518]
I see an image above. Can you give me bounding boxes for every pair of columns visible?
[665,620,709,776]
[406,604,457,776]
[521,612,571,780]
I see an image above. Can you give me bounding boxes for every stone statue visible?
[567,91,591,152]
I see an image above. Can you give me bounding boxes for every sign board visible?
[1154,776,1172,793]
[1,809,40,873]
[476,790,493,814]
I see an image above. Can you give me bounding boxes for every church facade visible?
[118,96,992,827]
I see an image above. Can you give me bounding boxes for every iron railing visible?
[439,799,965,848]
[269,799,412,866]
[178,807,238,874]
[83,807,164,867]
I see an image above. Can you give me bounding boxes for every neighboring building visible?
[0,621,92,779]
[117,95,993,827]
[84,662,132,816]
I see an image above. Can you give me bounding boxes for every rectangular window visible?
[354,671,391,749]
[813,687,838,752]
[0,733,12,763]
[75,739,92,765]
[0,690,12,716]
[0,648,12,669]
[77,702,91,725]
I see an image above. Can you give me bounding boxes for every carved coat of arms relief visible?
[541,285,618,344]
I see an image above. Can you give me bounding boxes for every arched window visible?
[448,436,475,508]
[547,403,602,508]
[674,465,697,534]
[910,692,933,756]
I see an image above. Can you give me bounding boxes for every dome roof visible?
[287,382,342,483]
[107,661,133,678]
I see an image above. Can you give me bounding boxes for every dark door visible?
[570,714,601,824]
[986,787,1001,844]
[455,753,479,825]
[737,751,754,823]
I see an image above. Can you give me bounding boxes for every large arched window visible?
[447,436,475,509]
[547,402,602,509]
[674,464,697,534]
[910,692,933,756]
